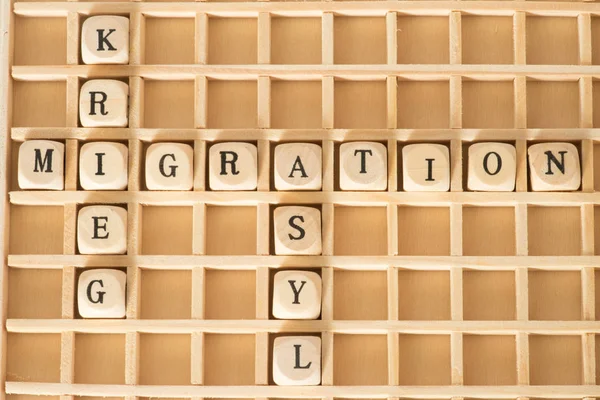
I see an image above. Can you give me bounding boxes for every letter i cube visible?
[18,140,65,190]
[273,336,321,385]
[273,271,322,319]
[402,144,450,191]
[78,269,126,318]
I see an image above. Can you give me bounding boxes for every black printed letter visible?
[33,148,54,173]
[288,280,307,304]
[89,91,108,116]
[288,215,305,240]
[86,279,106,304]
[96,29,117,51]
[92,216,109,239]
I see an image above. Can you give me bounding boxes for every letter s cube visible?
[78,269,126,318]
[274,206,322,255]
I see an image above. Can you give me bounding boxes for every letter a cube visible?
[78,269,126,318]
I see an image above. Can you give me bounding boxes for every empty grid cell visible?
[462,207,516,256]
[334,206,387,255]
[207,80,257,128]
[526,17,578,65]
[140,270,192,319]
[206,206,257,255]
[141,206,193,255]
[74,334,125,384]
[144,81,195,128]
[7,333,61,382]
[333,271,387,320]
[139,334,191,385]
[529,335,582,385]
[334,17,386,64]
[593,81,600,128]
[529,271,582,321]
[9,206,64,255]
[14,16,66,65]
[208,18,257,64]
[596,206,600,254]
[463,335,517,385]
[461,16,513,64]
[397,80,450,128]
[527,81,580,128]
[597,272,600,321]
[8,269,62,319]
[397,16,449,64]
[333,334,388,385]
[528,206,581,256]
[334,81,387,128]
[144,18,194,64]
[205,270,256,319]
[593,17,600,65]
[462,81,514,129]
[204,334,255,385]
[397,207,450,255]
[271,17,321,64]
[13,81,66,127]
[463,271,515,321]
[398,270,450,320]
[271,81,322,128]
[397,334,451,385]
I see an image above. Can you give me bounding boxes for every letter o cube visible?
[274,206,322,255]
[77,269,126,318]
[77,205,127,255]
[273,270,322,320]
[273,336,321,386]
[145,143,194,191]
[468,142,516,192]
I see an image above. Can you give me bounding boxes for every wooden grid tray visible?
[3,1,600,400]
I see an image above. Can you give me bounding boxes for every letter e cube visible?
[77,206,127,255]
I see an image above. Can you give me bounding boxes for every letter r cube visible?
[209,142,258,191]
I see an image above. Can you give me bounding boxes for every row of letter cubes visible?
[20,140,582,192]
[81,268,321,385]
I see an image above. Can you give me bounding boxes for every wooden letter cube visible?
[528,142,581,191]
[18,140,64,190]
[468,142,516,192]
[80,142,128,190]
[273,336,321,386]
[81,16,129,65]
[274,143,322,191]
[77,206,127,255]
[339,142,387,191]
[77,269,126,318]
[274,206,322,255]
[273,270,322,320]
[402,144,450,192]
[80,79,129,127]
[209,142,258,191]
[145,143,194,191]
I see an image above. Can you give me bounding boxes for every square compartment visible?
[333,271,387,320]
[398,270,450,320]
[14,81,66,127]
[526,17,578,65]
[334,81,387,128]
[144,80,195,128]
[8,269,62,319]
[271,17,321,64]
[528,206,581,256]
[593,17,600,65]
[141,206,193,255]
[462,207,515,256]
[208,18,257,64]
[461,16,513,64]
[140,270,191,319]
[14,16,66,65]
[463,271,515,320]
[397,206,450,255]
[527,81,579,128]
[74,334,125,384]
[334,17,386,64]
[593,81,600,128]
[205,270,256,319]
[529,271,581,320]
[207,80,257,128]
[462,81,514,129]
[204,334,255,385]
[145,17,194,64]
[139,334,191,385]
[9,206,64,254]
[334,206,387,255]
[271,80,322,128]
[333,334,387,385]
[206,206,257,255]
[397,16,449,64]
[7,333,61,382]
[529,335,582,385]
[397,80,449,128]
[596,206,600,253]
[397,334,451,385]
[463,335,516,385]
